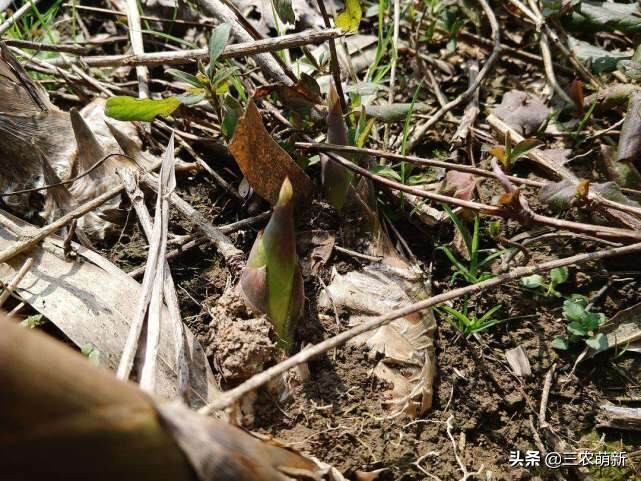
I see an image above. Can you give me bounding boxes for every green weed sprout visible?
[437,304,503,337]
[552,295,608,352]
[521,267,568,298]
[438,205,501,284]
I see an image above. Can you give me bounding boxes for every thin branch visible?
[406,0,501,151]
[124,0,149,98]
[452,60,480,146]
[297,142,641,218]
[526,0,574,106]
[0,258,33,307]
[539,31,574,106]
[307,148,641,241]
[297,141,542,188]
[384,0,401,147]
[199,240,641,414]
[316,0,347,113]
[0,153,129,198]
[505,0,600,87]
[61,3,214,28]
[3,39,88,54]
[191,0,292,84]
[127,212,270,279]
[46,29,344,68]
[539,362,556,429]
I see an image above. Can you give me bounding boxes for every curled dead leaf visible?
[229,99,314,206]
[318,262,436,417]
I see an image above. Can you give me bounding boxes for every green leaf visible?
[478,304,502,323]
[166,68,202,87]
[442,204,472,257]
[550,267,569,286]
[208,23,232,65]
[585,333,608,352]
[551,336,569,350]
[568,37,630,74]
[105,96,181,122]
[521,274,544,289]
[509,139,543,163]
[438,245,474,284]
[222,96,242,140]
[570,1,641,34]
[583,311,606,331]
[176,91,207,106]
[336,0,362,32]
[371,164,402,181]
[617,59,641,81]
[567,321,587,337]
[568,293,589,307]
[274,0,296,24]
[563,298,587,323]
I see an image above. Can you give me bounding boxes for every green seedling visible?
[440,6,465,51]
[552,295,608,352]
[436,303,503,337]
[521,267,568,298]
[438,206,501,284]
[240,178,304,350]
[489,132,542,172]
[106,23,244,132]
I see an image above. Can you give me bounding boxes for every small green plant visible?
[437,303,503,337]
[438,206,501,284]
[521,267,569,298]
[489,132,541,171]
[440,6,466,51]
[105,23,244,134]
[552,295,608,351]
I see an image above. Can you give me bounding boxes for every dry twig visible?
[46,29,344,68]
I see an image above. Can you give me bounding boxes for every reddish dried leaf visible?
[229,99,313,206]
[254,74,322,114]
[569,79,585,117]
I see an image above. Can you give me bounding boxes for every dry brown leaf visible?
[318,262,436,417]
[0,44,156,239]
[229,99,314,206]
[298,230,336,276]
[0,209,217,406]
